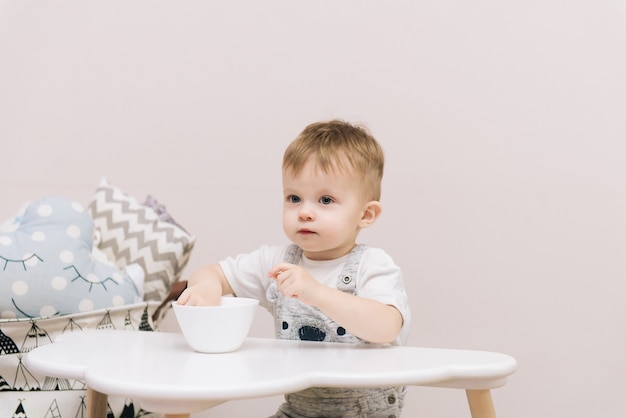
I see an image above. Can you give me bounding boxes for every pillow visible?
[88,179,196,302]
[143,194,188,232]
[0,196,142,319]
[0,301,161,417]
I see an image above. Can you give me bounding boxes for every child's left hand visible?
[268,262,324,307]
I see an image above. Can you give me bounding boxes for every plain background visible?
[1,1,625,417]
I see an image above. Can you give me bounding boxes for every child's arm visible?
[177,264,234,306]
[268,263,403,344]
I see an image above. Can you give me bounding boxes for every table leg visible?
[466,389,497,418]
[86,387,108,418]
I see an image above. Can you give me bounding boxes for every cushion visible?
[0,196,142,319]
[0,301,161,417]
[88,179,196,302]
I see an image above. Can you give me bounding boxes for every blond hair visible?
[282,120,384,201]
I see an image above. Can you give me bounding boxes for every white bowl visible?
[172,297,259,353]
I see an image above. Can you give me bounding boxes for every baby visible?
[178,119,411,417]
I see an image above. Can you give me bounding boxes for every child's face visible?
[282,160,370,261]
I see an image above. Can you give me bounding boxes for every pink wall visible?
[1,1,625,417]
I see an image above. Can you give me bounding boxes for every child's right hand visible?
[176,281,222,306]
[175,264,232,306]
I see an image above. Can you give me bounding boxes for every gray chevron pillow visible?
[88,179,196,302]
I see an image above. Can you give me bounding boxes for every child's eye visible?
[319,196,334,205]
[287,195,301,203]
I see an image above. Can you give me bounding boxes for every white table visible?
[25,330,516,418]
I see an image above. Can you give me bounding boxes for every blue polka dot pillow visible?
[0,196,141,319]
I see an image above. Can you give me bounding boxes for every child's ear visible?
[359,201,382,229]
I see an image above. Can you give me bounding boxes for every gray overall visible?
[266,244,405,418]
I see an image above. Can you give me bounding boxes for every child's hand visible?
[176,280,222,306]
[268,262,324,307]
[175,264,232,306]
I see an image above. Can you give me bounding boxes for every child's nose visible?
[298,204,315,221]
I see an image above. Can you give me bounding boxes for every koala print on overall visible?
[266,244,407,418]
[0,196,141,319]
[266,244,365,343]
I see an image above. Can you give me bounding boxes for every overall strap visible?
[336,244,366,294]
[281,243,366,294]
[283,244,303,265]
